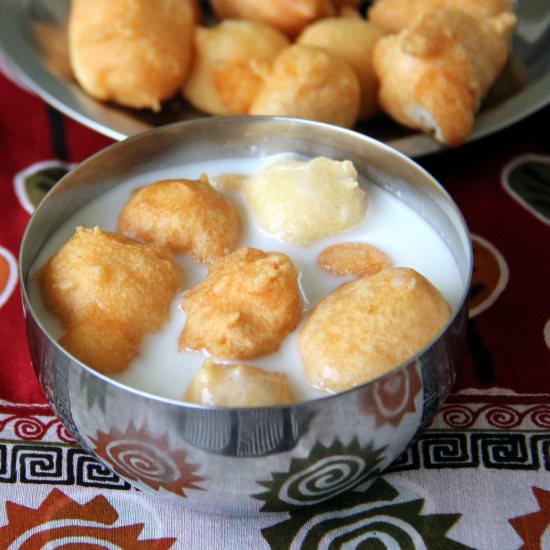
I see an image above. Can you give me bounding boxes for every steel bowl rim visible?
[19,114,474,412]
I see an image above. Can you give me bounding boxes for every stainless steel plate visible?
[1,0,548,157]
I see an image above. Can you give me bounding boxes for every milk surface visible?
[29,154,464,403]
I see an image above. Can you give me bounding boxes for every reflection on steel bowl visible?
[19,117,472,514]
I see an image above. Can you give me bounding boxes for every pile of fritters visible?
[68,0,516,145]
[40,158,452,407]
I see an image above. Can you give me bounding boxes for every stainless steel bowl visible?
[19,116,472,515]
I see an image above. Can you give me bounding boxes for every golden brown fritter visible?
[368,0,514,33]
[249,44,361,129]
[373,8,516,146]
[210,0,336,37]
[299,267,452,392]
[298,18,388,120]
[180,248,302,360]
[118,176,242,264]
[60,314,140,375]
[183,20,289,116]
[184,359,298,406]
[39,227,182,374]
[318,243,392,277]
[69,0,194,111]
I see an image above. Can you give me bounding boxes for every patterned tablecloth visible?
[1,68,550,549]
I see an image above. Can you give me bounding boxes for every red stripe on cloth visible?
[446,393,550,405]
[420,107,550,394]
[0,400,53,415]
[0,71,113,404]
[0,73,52,404]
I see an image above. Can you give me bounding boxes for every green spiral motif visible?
[279,454,368,506]
[262,478,473,550]
[254,439,385,512]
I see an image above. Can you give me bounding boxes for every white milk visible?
[29,154,464,403]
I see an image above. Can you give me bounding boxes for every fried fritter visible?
[69,0,194,111]
[318,243,392,277]
[210,0,335,37]
[39,227,182,374]
[373,9,516,146]
[299,267,452,392]
[60,315,140,375]
[298,18,388,120]
[118,177,242,264]
[249,44,361,129]
[243,157,367,246]
[183,20,289,116]
[184,359,298,406]
[180,248,302,360]
[368,0,513,33]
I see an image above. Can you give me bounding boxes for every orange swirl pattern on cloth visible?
[0,489,176,548]
[92,425,204,496]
